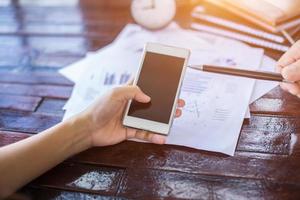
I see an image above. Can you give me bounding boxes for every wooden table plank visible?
[118,168,300,199]
[0,131,31,147]
[0,83,72,99]
[0,35,88,69]
[0,111,61,133]
[0,72,73,86]
[27,36,87,55]
[31,54,86,70]
[30,162,124,196]
[0,36,109,69]
[0,36,28,68]
[250,87,300,116]
[0,6,130,23]
[20,187,124,200]
[0,16,129,37]
[237,128,291,155]
[0,94,41,112]
[36,98,66,116]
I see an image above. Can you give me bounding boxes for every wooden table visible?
[1,1,300,199]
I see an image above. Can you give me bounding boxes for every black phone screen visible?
[128,52,185,124]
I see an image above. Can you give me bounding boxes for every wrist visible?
[64,114,93,155]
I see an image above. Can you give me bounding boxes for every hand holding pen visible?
[276,40,300,98]
[189,40,300,98]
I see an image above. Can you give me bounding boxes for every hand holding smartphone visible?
[123,43,190,135]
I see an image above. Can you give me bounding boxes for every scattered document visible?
[62,45,141,120]
[168,45,263,156]
[59,23,277,156]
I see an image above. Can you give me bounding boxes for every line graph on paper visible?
[178,68,212,121]
[182,98,202,118]
[177,65,238,129]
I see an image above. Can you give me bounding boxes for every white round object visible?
[131,0,176,30]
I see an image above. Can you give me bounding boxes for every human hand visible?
[276,40,300,98]
[80,85,185,147]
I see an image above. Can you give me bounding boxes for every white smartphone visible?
[123,42,190,135]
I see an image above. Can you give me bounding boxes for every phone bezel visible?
[122,42,190,135]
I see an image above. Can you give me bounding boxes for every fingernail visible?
[144,95,151,102]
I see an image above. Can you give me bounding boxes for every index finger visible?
[177,99,185,108]
[277,40,300,68]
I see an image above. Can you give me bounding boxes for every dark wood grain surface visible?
[1,0,300,199]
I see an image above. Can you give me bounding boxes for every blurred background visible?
[0,0,299,72]
[0,0,201,73]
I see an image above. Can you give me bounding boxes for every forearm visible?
[0,115,91,198]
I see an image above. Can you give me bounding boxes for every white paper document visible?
[62,46,141,120]
[59,23,276,156]
[168,46,263,156]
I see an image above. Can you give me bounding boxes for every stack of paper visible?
[60,23,278,156]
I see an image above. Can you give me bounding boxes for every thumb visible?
[113,85,151,103]
[281,59,300,82]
